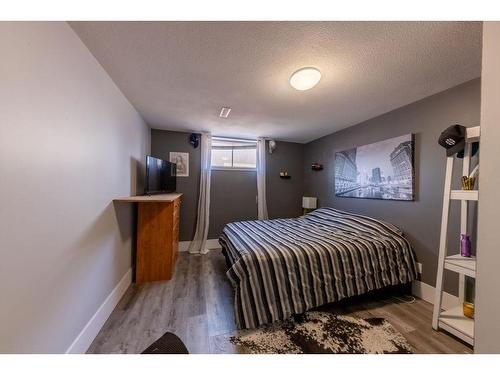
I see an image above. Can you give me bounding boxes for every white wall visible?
[475,21,500,353]
[0,22,150,353]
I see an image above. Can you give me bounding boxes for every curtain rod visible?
[212,136,258,143]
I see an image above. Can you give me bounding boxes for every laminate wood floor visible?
[88,250,472,354]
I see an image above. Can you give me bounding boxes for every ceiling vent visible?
[219,107,231,118]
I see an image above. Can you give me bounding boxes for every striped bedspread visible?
[219,207,418,329]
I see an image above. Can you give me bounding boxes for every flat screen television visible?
[145,155,176,195]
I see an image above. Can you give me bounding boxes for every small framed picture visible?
[169,152,189,177]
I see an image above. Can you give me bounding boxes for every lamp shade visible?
[302,197,317,209]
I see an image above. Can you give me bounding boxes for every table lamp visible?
[302,197,317,215]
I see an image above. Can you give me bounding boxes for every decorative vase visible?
[460,234,472,257]
[463,302,475,319]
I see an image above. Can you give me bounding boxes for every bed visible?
[219,207,418,330]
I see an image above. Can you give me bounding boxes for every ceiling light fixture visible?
[219,107,231,118]
[289,67,322,91]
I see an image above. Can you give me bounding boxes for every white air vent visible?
[219,107,231,118]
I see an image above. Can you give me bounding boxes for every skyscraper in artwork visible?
[335,148,358,193]
[390,141,413,185]
[371,167,382,184]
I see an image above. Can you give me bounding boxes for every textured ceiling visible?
[70,21,482,143]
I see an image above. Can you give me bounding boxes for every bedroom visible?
[1,1,500,373]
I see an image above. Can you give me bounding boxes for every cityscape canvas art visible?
[335,134,414,201]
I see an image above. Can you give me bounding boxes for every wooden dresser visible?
[114,193,182,283]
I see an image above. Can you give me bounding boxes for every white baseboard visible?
[412,280,459,310]
[179,238,221,252]
[65,268,132,354]
[204,238,221,250]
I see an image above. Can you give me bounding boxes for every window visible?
[211,137,257,170]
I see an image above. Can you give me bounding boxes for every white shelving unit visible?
[432,126,480,346]
[450,190,479,201]
[445,254,476,278]
[438,306,475,345]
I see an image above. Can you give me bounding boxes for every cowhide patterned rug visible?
[230,311,413,354]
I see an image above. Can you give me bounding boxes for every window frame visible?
[211,136,258,171]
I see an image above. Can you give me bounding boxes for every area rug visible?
[230,311,413,354]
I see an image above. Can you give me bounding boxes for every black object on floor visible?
[141,332,189,354]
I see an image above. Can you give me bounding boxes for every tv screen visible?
[145,155,176,195]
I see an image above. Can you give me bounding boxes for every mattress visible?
[219,207,418,329]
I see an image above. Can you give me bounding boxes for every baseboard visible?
[204,238,221,250]
[179,238,221,252]
[412,280,459,310]
[65,268,132,354]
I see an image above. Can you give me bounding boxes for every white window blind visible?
[211,137,257,170]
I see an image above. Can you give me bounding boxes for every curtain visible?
[256,138,269,220]
[188,132,212,254]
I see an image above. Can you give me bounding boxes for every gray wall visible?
[151,130,201,241]
[210,169,258,238]
[267,141,305,219]
[151,130,304,240]
[475,22,500,353]
[303,79,481,294]
[0,22,150,353]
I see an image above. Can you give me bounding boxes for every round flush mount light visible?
[289,67,322,91]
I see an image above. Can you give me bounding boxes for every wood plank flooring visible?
[88,250,472,354]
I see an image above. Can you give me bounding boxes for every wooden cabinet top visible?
[114,193,182,203]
